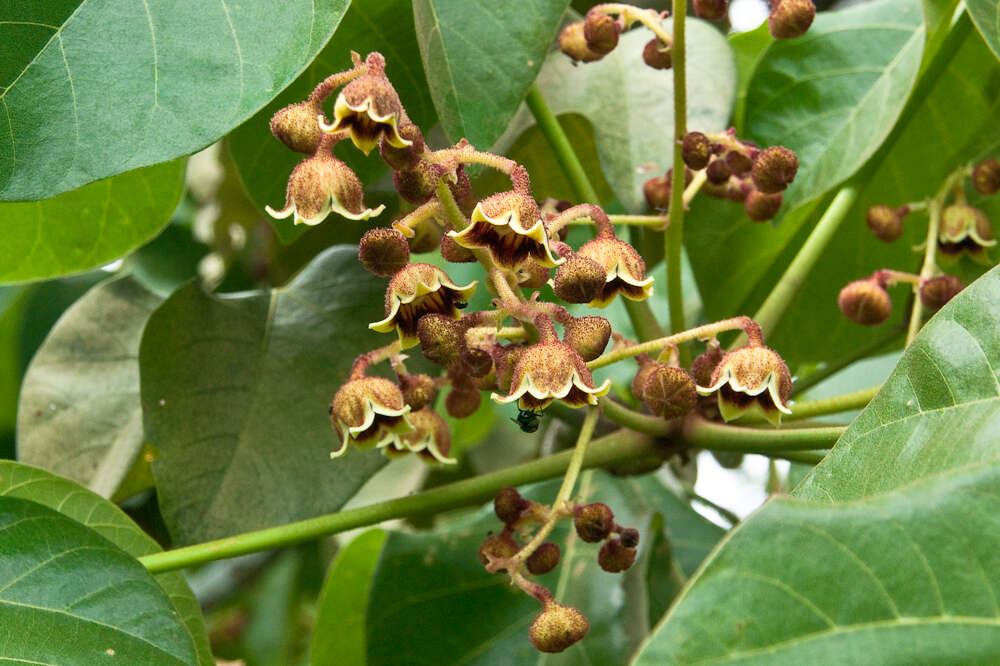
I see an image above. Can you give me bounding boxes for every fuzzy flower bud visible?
[690,343,725,387]
[866,205,905,242]
[768,0,816,39]
[269,99,324,154]
[682,132,713,170]
[526,542,561,575]
[393,160,438,205]
[744,190,783,222]
[973,159,1000,196]
[598,538,637,573]
[461,348,494,378]
[920,274,963,311]
[517,261,552,289]
[330,377,413,457]
[838,279,892,326]
[751,146,798,194]
[574,503,614,543]
[563,316,612,362]
[643,175,672,210]
[938,204,996,262]
[417,314,465,366]
[379,123,425,171]
[642,38,672,70]
[619,527,640,549]
[697,345,793,426]
[494,487,530,525]
[726,149,754,176]
[359,228,410,277]
[530,602,589,653]
[693,0,728,20]
[445,384,481,418]
[553,255,608,304]
[558,22,604,63]
[440,235,477,263]
[479,531,520,571]
[267,153,385,226]
[640,365,697,419]
[583,11,620,55]
[399,373,437,411]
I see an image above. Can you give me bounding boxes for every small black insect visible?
[455,300,468,310]
[512,409,541,433]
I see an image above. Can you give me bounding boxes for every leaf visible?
[0,0,350,201]
[229,0,437,244]
[140,246,389,545]
[743,0,925,211]
[921,0,961,66]
[0,460,212,665]
[0,160,184,284]
[728,23,773,133]
[632,267,1000,664]
[311,529,387,666]
[967,0,1000,60]
[413,0,570,150]
[496,18,736,212]
[18,275,163,499]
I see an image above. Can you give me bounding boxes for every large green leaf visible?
[18,275,162,498]
[140,246,389,545]
[0,460,212,665]
[0,0,350,201]
[967,0,1000,60]
[413,0,570,150]
[496,18,735,213]
[229,0,437,244]
[633,266,1000,664]
[743,0,924,211]
[0,160,184,284]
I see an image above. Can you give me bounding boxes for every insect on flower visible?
[512,408,542,433]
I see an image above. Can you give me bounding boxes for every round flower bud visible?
[553,255,607,304]
[417,314,465,366]
[494,487,529,525]
[399,373,437,411]
[583,11,620,55]
[526,542,561,575]
[598,538,637,573]
[408,219,443,254]
[517,261,551,289]
[269,99,324,154]
[379,123,425,171]
[461,348,494,378]
[558,21,603,63]
[631,357,658,402]
[478,531,520,570]
[866,205,904,242]
[972,159,1000,196]
[838,279,891,326]
[358,228,410,277]
[690,344,724,386]
[445,384,481,418]
[563,316,612,362]
[725,149,754,176]
[768,0,816,39]
[920,274,963,311]
[643,175,672,210]
[494,344,526,394]
[574,503,614,543]
[693,0,728,20]
[705,158,732,185]
[394,161,438,205]
[751,146,799,194]
[440,235,477,263]
[530,602,589,653]
[642,38,672,70]
[640,365,697,419]
[682,132,712,170]
[744,190,783,222]
[619,527,640,549]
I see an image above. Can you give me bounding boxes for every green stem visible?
[601,397,672,436]
[740,386,880,424]
[791,323,904,395]
[757,450,827,465]
[667,0,688,365]
[140,428,658,574]
[683,416,845,451]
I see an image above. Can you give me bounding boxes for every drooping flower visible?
[938,204,995,264]
[696,345,792,426]
[266,152,385,226]
[330,377,413,458]
[384,407,456,464]
[575,236,654,308]
[448,189,563,269]
[369,263,477,348]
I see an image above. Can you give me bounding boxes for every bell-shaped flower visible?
[696,345,792,426]
[575,235,654,308]
[384,407,456,464]
[330,377,413,458]
[266,153,385,226]
[319,53,412,155]
[369,263,477,349]
[938,204,995,264]
[448,190,564,269]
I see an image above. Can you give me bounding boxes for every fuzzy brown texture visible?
[526,542,561,575]
[331,377,408,447]
[619,527,640,549]
[399,373,437,411]
[705,158,732,185]
[744,190,783,222]
[725,149,754,175]
[642,38,672,70]
[690,344,724,386]
[973,159,1000,196]
[399,407,452,463]
[693,0,728,20]
[598,539,637,573]
[838,279,891,326]
[461,348,494,378]
[920,274,963,310]
[269,100,323,154]
[439,235,477,263]
[751,146,798,193]
[530,603,589,653]
[494,345,527,394]
[631,357,658,402]
[583,11,620,55]
[866,205,904,242]
[331,63,407,153]
[517,261,552,289]
[768,0,816,39]
[938,204,995,259]
[640,365,697,419]
[478,531,520,571]
[359,228,410,277]
[379,123,425,171]
[554,255,607,304]
[682,132,712,170]
[643,175,672,210]
[393,160,438,205]
[382,263,465,339]
[417,314,465,366]
[574,503,615,543]
[452,190,554,269]
[283,154,370,220]
[499,341,605,409]
[563,316,612,362]
[494,487,528,525]
[576,237,651,306]
[445,384,481,418]
[559,21,604,62]
[708,345,793,417]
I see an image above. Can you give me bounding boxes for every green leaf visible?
[921,0,961,66]
[229,0,436,244]
[0,160,184,284]
[967,0,1000,60]
[413,0,570,150]
[311,529,387,666]
[18,275,163,498]
[743,0,925,211]
[633,267,1000,664]
[496,18,736,212]
[728,23,773,134]
[0,0,350,201]
[0,460,212,665]
[140,246,389,545]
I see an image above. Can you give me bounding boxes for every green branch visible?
[667,0,689,364]
[683,415,845,451]
[739,386,880,424]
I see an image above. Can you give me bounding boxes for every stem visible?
[391,200,443,238]
[791,323,904,395]
[428,147,518,175]
[604,215,671,227]
[589,317,758,370]
[601,397,672,436]
[906,197,939,345]
[140,428,658,574]
[742,386,880,423]
[683,415,845,451]
[666,0,688,364]
[756,450,827,465]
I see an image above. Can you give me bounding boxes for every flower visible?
[575,236,654,308]
[319,53,411,155]
[383,407,456,464]
[448,190,564,269]
[330,377,413,457]
[492,339,610,410]
[369,263,477,348]
[696,345,792,426]
[938,204,995,264]
[266,153,385,226]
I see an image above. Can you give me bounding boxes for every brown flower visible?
[369,263,476,349]
[383,407,455,464]
[448,190,563,269]
[266,153,385,226]
[696,345,792,426]
[938,204,995,264]
[330,377,413,457]
[575,236,654,308]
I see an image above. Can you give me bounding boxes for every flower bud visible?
[643,175,672,210]
[631,357,658,402]
[479,531,520,571]
[559,22,603,63]
[920,274,963,310]
[972,159,1000,196]
[640,365,697,419]
[583,11,620,55]
[407,219,443,254]
[322,53,411,155]
[461,348,494,378]
[526,542,561,575]
[269,99,323,154]
[838,279,891,326]
[693,0,728,21]
[563,316,612,362]
[690,343,724,386]
[598,538,637,573]
[574,503,614,543]
[744,190,783,222]
[399,373,437,411]
[494,345,526,394]
[517,261,551,289]
[379,123,425,171]
[553,255,607,304]
[267,154,385,226]
[440,235,477,263]
[394,161,438,205]
[768,0,816,39]
[751,146,798,194]
[642,38,672,70]
[725,149,754,175]
[682,132,712,170]
[359,228,410,277]
[494,487,529,525]
[446,383,481,418]
[619,527,640,548]
[417,314,465,366]
[866,205,904,242]
[530,602,589,653]
[705,158,732,185]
